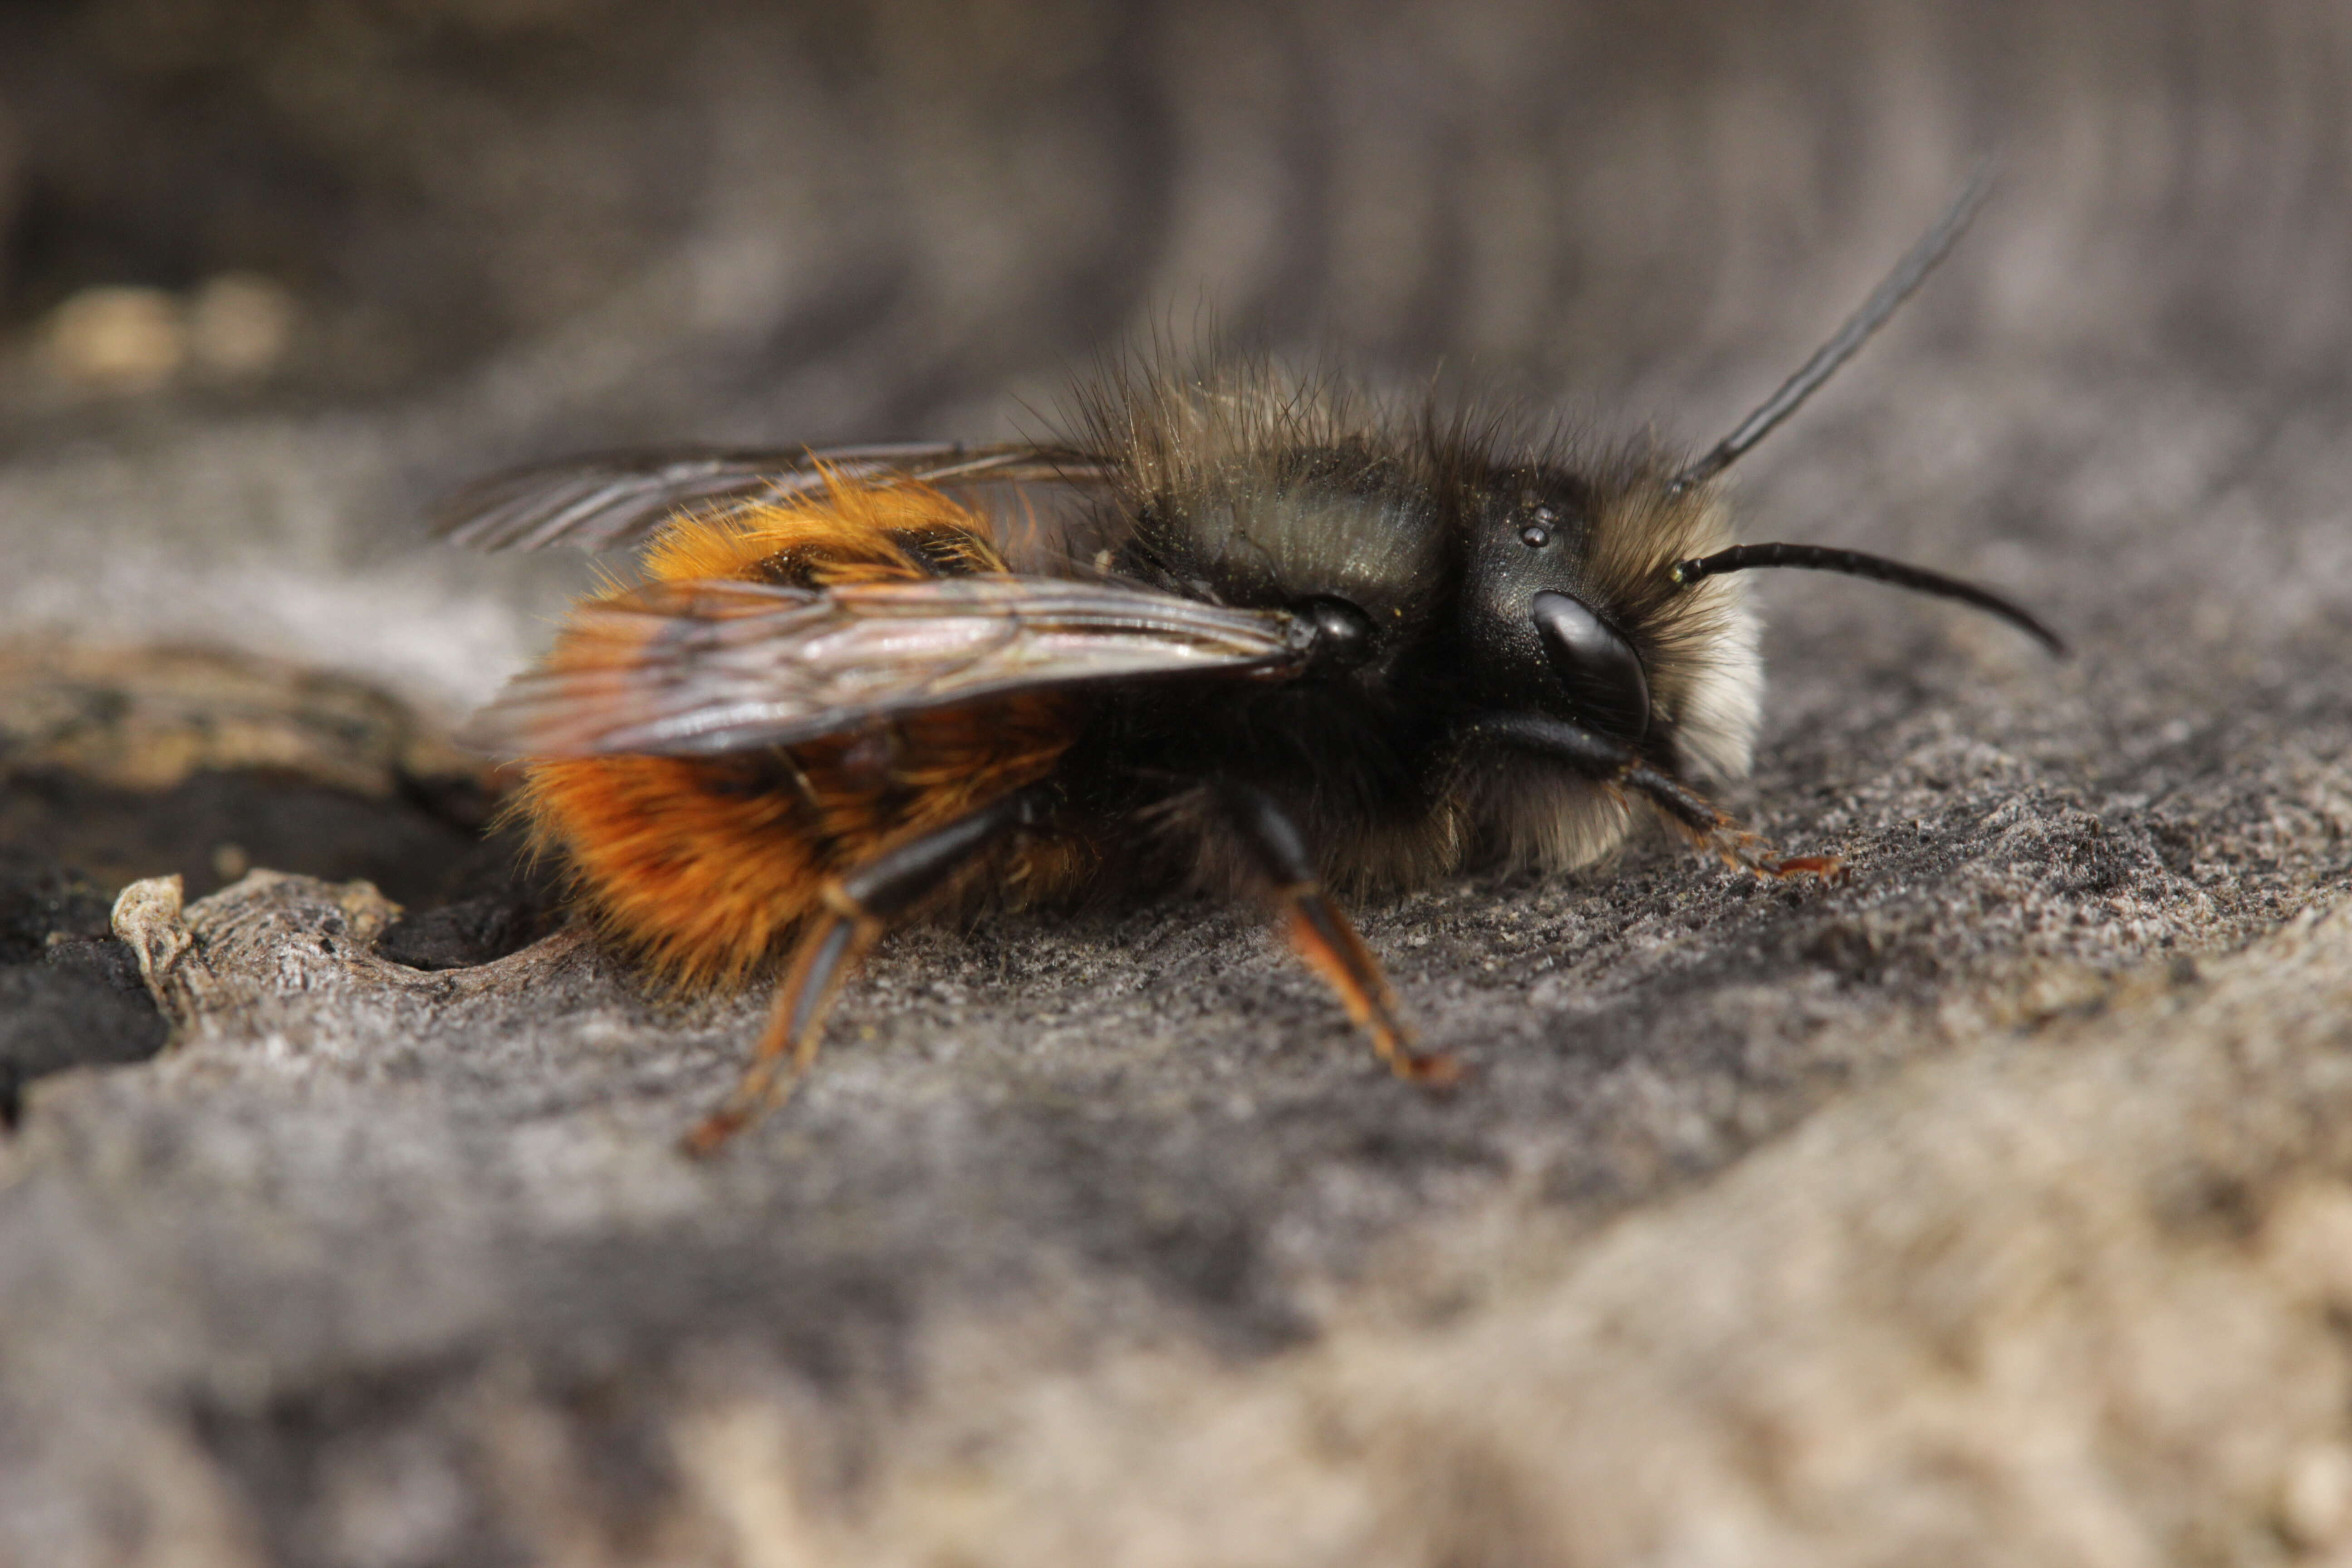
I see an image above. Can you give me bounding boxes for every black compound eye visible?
[1531,589,1650,740]
[1298,594,1377,672]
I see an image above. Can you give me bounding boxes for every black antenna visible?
[1669,542,2065,656]
[1668,163,1997,496]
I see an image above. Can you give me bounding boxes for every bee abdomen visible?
[515,485,1087,987]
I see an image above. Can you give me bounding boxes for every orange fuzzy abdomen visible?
[513,483,1083,988]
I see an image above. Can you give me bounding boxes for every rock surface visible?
[5,2,2352,1564]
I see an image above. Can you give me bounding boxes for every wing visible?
[461,575,1313,758]
[433,441,1115,553]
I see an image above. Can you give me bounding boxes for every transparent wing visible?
[433,442,1115,553]
[461,575,1311,758]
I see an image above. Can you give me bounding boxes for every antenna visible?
[1669,541,2064,655]
[1668,162,1996,496]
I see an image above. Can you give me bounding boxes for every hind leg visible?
[683,784,1054,1155]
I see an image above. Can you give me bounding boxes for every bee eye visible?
[1519,524,1551,549]
[1531,589,1650,740]
[1298,594,1377,672]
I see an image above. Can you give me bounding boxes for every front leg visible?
[1467,712,1843,881]
[1214,780,1459,1084]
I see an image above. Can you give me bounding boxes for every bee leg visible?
[1471,712,1845,882]
[1214,780,1460,1086]
[682,784,1054,1156]
[681,910,876,1157]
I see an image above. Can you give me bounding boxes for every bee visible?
[437,173,2058,1154]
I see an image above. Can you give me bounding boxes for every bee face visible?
[1460,469,1656,746]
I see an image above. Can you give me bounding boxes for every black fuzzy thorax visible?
[1057,433,1469,892]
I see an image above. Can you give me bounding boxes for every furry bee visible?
[439,175,2058,1154]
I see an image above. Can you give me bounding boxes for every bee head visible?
[1460,468,1661,746]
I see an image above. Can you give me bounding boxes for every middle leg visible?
[1214,779,1459,1085]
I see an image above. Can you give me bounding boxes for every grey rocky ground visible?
[4,2,2352,1563]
